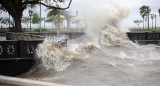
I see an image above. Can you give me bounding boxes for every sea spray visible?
[100,25,135,46]
[35,36,80,71]
[82,0,132,46]
[35,35,104,72]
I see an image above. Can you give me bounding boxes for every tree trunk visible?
[10,9,23,32]
[14,16,22,32]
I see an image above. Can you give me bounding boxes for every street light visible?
[151,14,154,30]
[29,10,33,30]
[39,0,41,32]
[76,10,78,29]
[145,16,147,28]
[155,15,157,30]
[44,17,45,29]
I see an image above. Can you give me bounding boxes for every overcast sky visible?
[122,0,160,28]
[69,0,160,28]
[0,0,160,28]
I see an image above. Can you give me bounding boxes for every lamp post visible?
[39,0,41,32]
[44,17,45,29]
[76,10,78,29]
[151,14,154,30]
[145,16,147,28]
[29,10,33,30]
[155,15,156,30]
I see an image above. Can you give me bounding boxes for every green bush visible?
[34,28,47,32]
[0,33,6,36]
[7,27,15,32]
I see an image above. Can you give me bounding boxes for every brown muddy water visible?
[20,26,160,86]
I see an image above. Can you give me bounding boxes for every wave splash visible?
[100,25,135,46]
[35,37,80,71]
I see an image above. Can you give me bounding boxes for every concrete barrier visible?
[127,32,160,45]
[0,75,69,86]
[0,40,43,76]
[6,32,84,40]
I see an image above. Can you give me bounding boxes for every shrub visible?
[34,28,47,32]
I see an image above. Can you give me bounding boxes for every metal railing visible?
[0,40,42,59]
[127,32,160,40]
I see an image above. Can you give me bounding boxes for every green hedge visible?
[34,28,47,32]
[0,33,6,36]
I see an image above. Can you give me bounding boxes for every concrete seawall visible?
[0,75,69,86]
[6,32,160,45]
[127,32,160,45]
[6,31,84,40]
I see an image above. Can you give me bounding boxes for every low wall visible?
[6,33,45,40]
[0,40,42,76]
[6,31,85,40]
[0,75,69,86]
[127,32,160,45]
[135,40,160,45]
[0,40,42,58]
[127,32,160,40]
[6,32,160,45]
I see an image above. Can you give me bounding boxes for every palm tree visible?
[63,11,74,28]
[45,17,55,29]
[139,5,151,30]
[47,8,63,28]
[139,11,145,29]
[47,8,73,28]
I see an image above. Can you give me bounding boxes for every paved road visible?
[0,36,6,40]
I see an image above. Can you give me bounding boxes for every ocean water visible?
[20,25,160,86]
[4,0,158,85]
